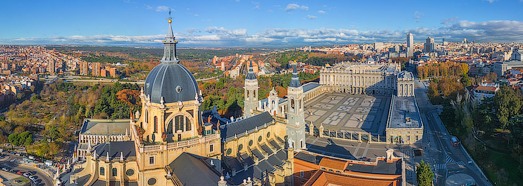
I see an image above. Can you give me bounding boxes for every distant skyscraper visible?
[406,33,414,57]
[424,37,435,53]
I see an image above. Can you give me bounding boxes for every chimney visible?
[218,176,227,186]
[386,149,395,163]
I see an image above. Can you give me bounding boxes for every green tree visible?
[494,86,522,129]
[416,160,434,186]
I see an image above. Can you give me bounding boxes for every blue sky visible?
[1,0,523,46]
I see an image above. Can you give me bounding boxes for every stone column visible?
[309,123,314,136]
[358,132,361,142]
[319,125,324,138]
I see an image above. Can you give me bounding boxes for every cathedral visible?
[68,14,304,186]
[68,14,413,186]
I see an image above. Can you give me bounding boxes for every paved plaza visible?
[304,93,391,135]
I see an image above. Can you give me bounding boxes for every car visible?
[23,172,31,177]
[16,171,23,175]
[468,160,473,164]
[29,175,37,181]
[1,167,9,171]
[10,169,17,173]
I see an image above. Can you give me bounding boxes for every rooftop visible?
[303,82,321,93]
[346,159,402,175]
[93,141,136,160]
[169,153,221,186]
[220,111,274,140]
[387,96,422,129]
[80,119,130,135]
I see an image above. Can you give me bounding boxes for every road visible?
[414,80,491,186]
[0,152,53,186]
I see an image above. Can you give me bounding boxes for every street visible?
[414,80,491,186]
[0,152,54,186]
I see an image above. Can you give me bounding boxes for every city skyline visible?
[1,0,523,46]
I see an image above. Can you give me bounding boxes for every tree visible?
[494,86,522,129]
[416,160,434,186]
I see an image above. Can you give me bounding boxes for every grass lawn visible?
[11,176,30,186]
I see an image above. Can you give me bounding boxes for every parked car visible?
[29,175,37,181]
[16,171,24,175]
[23,172,31,177]
[1,167,9,172]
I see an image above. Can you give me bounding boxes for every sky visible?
[1,0,523,47]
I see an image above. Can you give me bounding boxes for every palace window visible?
[149,157,155,164]
[210,144,214,152]
[100,167,105,176]
[112,168,117,176]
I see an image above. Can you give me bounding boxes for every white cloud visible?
[155,6,170,12]
[485,0,497,3]
[307,15,317,20]
[5,20,523,46]
[285,3,309,12]
[318,10,326,14]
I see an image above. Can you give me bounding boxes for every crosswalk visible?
[445,154,465,166]
[434,164,446,170]
[445,154,454,164]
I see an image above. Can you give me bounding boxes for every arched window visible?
[153,116,158,133]
[185,117,191,131]
[100,167,105,176]
[166,120,173,134]
[112,168,117,176]
[290,99,295,110]
[175,115,184,132]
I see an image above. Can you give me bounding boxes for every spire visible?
[87,140,92,152]
[246,60,256,80]
[161,9,179,64]
[289,63,301,87]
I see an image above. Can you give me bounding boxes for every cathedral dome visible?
[144,63,199,104]
[143,14,200,104]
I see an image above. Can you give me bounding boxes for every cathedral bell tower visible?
[286,63,306,151]
[244,60,258,118]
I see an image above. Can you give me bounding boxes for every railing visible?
[137,134,220,152]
